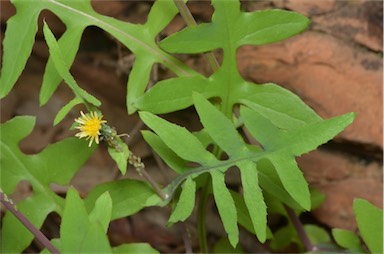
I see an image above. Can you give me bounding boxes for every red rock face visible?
[240,0,383,230]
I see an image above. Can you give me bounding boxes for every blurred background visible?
[1,0,382,252]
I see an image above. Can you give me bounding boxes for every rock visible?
[298,150,382,230]
[283,0,335,15]
[310,1,383,52]
[247,0,383,52]
[237,31,382,147]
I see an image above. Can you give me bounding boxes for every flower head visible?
[74,111,107,147]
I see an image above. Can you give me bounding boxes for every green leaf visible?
[89,191,113,234]
[269,226,295,250]
[112,243,159,254]
[1,194,56,253]
[53,97,83,125]
[168,177,196,224]
[146,0,180,36]
[310,189,325,210]
[134,76,209,114]
[142,130,187,174]
[241,106,355,210]
[354,199,383,254]
[230,190,273,239]
[257,159,302,210]
[237,161,267,242]
[2,0,198,110]
[304,224,330,245]
[136,2,313,122]
[0,1,42,98]
[40,239,62,254]
[43,21,101,107]
[240,83,321,130]
[268,154,310,210]
[212,237,244,254]
[107,136,130,175]
[0,116,95,253]
[61,188,112,253]
[332,229,364,253]
[126,56,154,114]
[211,170,239,248]
[85,179,157,220]
[193,93,246,157]
[139,111,217,165]
[40,26,84,105]
[160,2,309,52]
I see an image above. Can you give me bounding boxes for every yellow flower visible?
[74,111,107,147]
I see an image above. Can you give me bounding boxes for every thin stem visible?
[197,175,210,253]
[128,153,167,201]
[0,192,61,254]
[173,0,220,72]
[178,222,193,254]
[284,205,315,252]
[141,167,167,201]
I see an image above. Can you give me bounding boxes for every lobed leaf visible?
[160,1,309,53]
[2,0,197,115]
[146,94,355,246]
[0,116,95,253]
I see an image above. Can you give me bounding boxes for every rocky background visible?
[1,0,382,252]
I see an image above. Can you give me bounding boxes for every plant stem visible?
[172,2,221,252]
[129,153,167,201]
[197,175,211,253]
[284,205,315,252]
[0,191,60,254]
[173,0,220,72]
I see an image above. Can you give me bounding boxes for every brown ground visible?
[1,0,382,253]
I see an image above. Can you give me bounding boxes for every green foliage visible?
[85,179,158,220]
[212,238,244,253]
[0,117,95,253]
[43,21,101,109]
[353,199,383,254]
[50,187,158,253]
[140,93,354,246]
[332,229,364,253]
[168,177,196,224]
[0,0,359,252]
[60,188,112,253]
[0,0,195,111]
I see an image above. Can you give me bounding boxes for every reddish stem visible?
[0,192,60,254]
